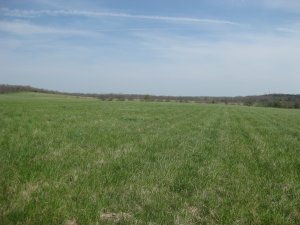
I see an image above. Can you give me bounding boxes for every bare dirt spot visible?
[64,219,77,225]
[94,159,105,166]
[188,206,199,218]
[100,212,132,223]
[21,182,40,201]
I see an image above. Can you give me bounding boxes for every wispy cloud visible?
[276,27,300,34]
[0,8,239,25]
[0,20,96,36]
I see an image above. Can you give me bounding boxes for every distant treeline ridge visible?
[1,84,299,109]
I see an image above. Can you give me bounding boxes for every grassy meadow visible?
[0,92,300,225]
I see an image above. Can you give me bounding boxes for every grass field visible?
[0,92,300,225]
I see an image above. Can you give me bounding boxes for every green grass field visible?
[0,92,300,225]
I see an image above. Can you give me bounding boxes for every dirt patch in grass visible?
[100,212,133,223]
[64,219,77,225]
[21,182,40,202]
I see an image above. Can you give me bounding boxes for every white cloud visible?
[0,20,96,36]
[274,21,300,35]
[276,27,300,34]
[0,8,239,25]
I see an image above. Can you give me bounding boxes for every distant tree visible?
[272,100,282,108]
[243,101,253,106]
[144,95,151,101]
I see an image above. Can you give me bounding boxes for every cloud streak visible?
[276,27,300,34]
[0,20,96,36]
[0,8,239,25]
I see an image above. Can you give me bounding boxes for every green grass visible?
[0,92,300,225]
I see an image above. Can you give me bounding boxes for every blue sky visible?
[0,0,300,96]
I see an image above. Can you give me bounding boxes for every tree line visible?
[1,84,299,109]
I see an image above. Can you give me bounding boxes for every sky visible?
[0,0,300,96]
